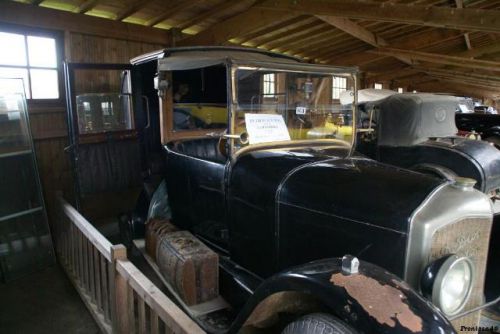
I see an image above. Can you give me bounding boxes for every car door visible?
[165,144,228,249]
[161,65,230,250]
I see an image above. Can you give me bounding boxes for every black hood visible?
[425,138,500,193]
[277,156,442,233]
[377,137,500,193]
[228,146,444,277]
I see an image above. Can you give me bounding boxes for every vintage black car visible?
[126,47,495,334]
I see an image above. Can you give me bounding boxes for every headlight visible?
[420,255,474,316]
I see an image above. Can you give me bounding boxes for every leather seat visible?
[172,138,225,163]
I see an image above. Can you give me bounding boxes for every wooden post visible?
[111,245,127,333]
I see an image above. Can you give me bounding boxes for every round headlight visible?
[431,255,474,316]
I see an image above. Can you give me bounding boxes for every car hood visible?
[228,145,444,277]
[276,155,443,233]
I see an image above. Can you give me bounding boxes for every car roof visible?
[131,46,358,75]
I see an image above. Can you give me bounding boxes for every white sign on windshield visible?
[244,113,291,145]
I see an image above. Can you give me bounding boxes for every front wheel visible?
[282,313,357,334]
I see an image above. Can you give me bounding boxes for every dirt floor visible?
[0,264,99,334]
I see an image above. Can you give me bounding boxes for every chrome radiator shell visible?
[405,183,493,333]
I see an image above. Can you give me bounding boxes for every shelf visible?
[0,149,32,159]
[0,207,43,223]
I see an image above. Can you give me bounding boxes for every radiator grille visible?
[430,218,492,334]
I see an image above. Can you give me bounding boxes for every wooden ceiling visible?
[12,0,500,99]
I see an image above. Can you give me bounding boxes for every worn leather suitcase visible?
[156,231,219,306]
[144,219,177,261]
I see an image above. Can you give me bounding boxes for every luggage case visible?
[144,219,177,261]
[156,231,218,305]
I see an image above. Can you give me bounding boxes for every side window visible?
[0,27,62,101]
[73,69,133,135]
[172,66,228,131]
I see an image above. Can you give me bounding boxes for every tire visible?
[281,313,357,334]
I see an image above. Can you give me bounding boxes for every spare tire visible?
[282,313,357,334]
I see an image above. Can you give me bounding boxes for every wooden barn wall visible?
[29,32,163,225]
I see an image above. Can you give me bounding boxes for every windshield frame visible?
[228,61,359,158]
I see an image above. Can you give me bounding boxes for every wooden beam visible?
[237,16,309,45]
[0,1,171,45]
[414,80,500,99]
[426,75,500,89]
[115,0,152,21]
[315,15,414,65]
[292,33,358,56]
[177,7,296,46]
[454,0,472,50]
[455,42,500,59]
[177,0,237,31]
[316,16,386,48]
[146,1,201,27]
[252,18,320,47]
[74,0,99,14]
[370,47,500,72]
[265,25,334,50]
[258,0,500,33]
[367,67,420,81]
[328,28,463,66]
[413,67,500,86]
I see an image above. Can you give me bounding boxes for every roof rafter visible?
[454,0,472,50]
[315,15,412,65]
[176,0,237,31]
[414,80,500,99]
[115,0,152,21]
[146,1,201,27]
[237,15,310,45]
[258,0,500,33]
[412,66,500,85]
[73,0,99,14]
[252,19,322,47]
[454,42,500,59]
[370,47,500,72]
[264,24,334,50]
[178,7,296,46]
[316,16,387,48]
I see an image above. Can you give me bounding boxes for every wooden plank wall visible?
[29,32,164,226]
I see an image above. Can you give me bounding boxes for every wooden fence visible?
[53,195,205,334]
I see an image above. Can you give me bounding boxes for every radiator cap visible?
[452,177,477,190]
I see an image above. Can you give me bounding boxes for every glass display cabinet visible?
[0,78,54,281]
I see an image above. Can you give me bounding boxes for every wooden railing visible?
[53,195,205,334]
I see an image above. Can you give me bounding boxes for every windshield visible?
[231,67,356,151]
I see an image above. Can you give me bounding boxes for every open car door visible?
[64,63,143,224]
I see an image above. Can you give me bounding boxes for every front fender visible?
[230,258,455,334]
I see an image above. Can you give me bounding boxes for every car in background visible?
[356,92,500,198]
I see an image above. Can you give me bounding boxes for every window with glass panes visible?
[332,76,347,100]
[0,29,61,100]
[263,73,276,97]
